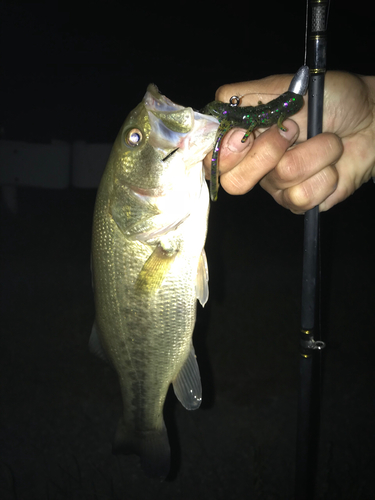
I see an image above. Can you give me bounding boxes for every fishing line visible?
[228,92,291,103]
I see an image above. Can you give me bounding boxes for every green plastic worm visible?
[202,91,304,201]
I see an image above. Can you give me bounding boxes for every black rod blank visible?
[296,1,329,499]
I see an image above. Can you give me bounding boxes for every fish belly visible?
[91,173,208,478]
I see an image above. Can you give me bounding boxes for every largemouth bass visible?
[91,84,218,478]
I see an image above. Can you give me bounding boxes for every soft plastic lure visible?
[202,86,305,201]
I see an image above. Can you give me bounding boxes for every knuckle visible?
[329,133,344,159]
[319,133,343,161]
[284,165,339,212]
[285,184,311,210]
[277,133,343,183]
[221,170,247,195]
[254,127,287,165]
[277,151,304,181]
[328,163,339,185]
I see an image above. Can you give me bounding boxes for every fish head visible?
[111,84,218,191]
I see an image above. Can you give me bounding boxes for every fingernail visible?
[226,129,250,153]
[278,120,298,142]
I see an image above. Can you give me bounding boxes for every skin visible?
[203,71,375,213]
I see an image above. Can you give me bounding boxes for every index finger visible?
[216,74,295,105]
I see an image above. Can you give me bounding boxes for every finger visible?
[203,128,253,178]
[319,170,353,212]
[261,133,343,190]
[277,165,339,213]
[219,119,299,195]
[215,74,294,104]
[215,128,256,173]
[260,132,343,212]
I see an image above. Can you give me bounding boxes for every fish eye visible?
[124,128,143,147]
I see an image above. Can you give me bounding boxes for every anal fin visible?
[173,343,202,410]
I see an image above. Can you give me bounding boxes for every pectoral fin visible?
[196,249,209,307]
[173,343,202,410]
[135,243,178,293]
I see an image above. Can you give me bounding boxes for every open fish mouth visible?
[143,84,219,156]
[144,84,195,151]
[144,84,191,124]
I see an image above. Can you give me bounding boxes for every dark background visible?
[1,1,374,499]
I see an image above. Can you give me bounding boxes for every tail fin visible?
[113,418,170,480]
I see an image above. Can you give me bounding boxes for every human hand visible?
[203,71,375,212]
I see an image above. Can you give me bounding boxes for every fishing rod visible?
[295,1,330,498]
